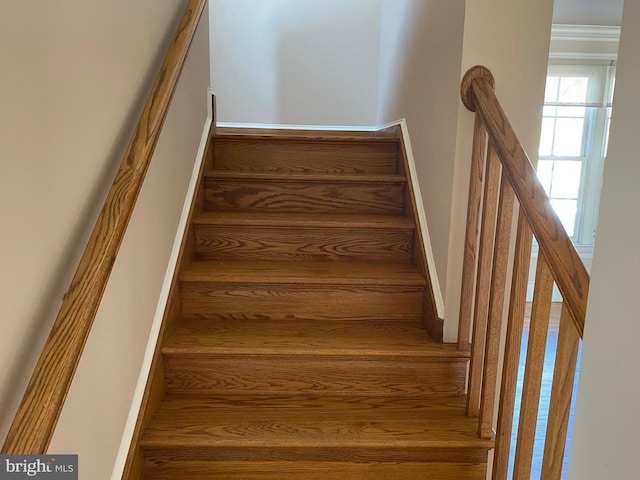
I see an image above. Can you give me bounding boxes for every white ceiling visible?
[553,0,624,26]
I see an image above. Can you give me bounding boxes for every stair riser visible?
[213,139,399,174]
[142,459,487,479]
[163,355,467,396]
[179,284,424,321]
[143,447,488,464]
[194,226,414,262]
[204,180,405,215]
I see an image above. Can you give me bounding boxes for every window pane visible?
[550,199,578,236]
[557,106,586,118]
[539,118,555,156]
[558,77,588,103]
[545,76,560,103]
[552,118,584,156]
[543,105,557,116]
[550,161,582,198]
[537,160,553,195]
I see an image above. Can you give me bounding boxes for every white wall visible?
[377,0,465,304]
[210,0,382,126]
[0,0,209,476]
[443,0,555,342]
[568,2,640,477]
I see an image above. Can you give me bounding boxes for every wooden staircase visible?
[127,128,493,479]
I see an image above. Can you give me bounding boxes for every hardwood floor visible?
[509,302,582,479]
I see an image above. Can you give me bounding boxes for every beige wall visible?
[443,0,555,342]
[568,2,640,477]
[210,0,382,126]
[0,0,209,476]
[377,0,465,304]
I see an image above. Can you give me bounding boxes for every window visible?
[538,61,615,248]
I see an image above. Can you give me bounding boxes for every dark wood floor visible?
[508,303,581,479]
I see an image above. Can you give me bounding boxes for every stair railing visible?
[458,66,589,479]
[2,0,208,455]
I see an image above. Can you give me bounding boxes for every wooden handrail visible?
[459,65,590,480]
[461,66,589,338]
[2,0,207,454]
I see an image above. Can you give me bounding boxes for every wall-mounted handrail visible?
[459,66,589,480]
[2,0,208,454]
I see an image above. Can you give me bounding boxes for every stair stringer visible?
[390,119,446,341]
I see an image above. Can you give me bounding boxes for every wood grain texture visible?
[143,445,488,464]
[478,176,515,439]
[212,136,400,174]
[467,145,501,417]
[464,68,589,337]
[204,172,406,215]
[180,259,426,286]
[125,124,492,476]
[180,283,424,321]
[540,305,580,480]
[1,0,208,455]
[458,114,488,349]
[492,215,532,480]
[141,396,493,451]
[460,66,588,479]
[163,319,466,358]
[179,259,426,321]
[193,212,414,262]
[141,460,487,480]
[164,355,467,397]
[513,255,554,480]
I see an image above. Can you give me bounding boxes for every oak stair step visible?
[191,210,415,228]
[192,211,415,262]
[140,396,492,463]
[180,259,425,286]
[212,132,400,174]
[179,260,426,321]
[128,127,491,479]
[142,460,487,480]
[203,172,406,215]
[163,318,464,358]
[161,319,468,397]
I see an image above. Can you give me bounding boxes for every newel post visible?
[461,66,495,112]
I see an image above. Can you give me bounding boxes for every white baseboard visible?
[216,122,380,131]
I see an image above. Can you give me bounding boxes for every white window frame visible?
[538,60,615,253]
[527,24,619,301]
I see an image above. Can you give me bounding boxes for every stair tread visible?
[142,460,487,480]
[204,171,406,183]
[141,395,493,449]
[163,319,467,358]
[214,128,400,142]
[192,211,415,229]
[180,260,426,286]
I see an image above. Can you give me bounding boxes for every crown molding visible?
[551,24,621,43]
[549,52,618,61]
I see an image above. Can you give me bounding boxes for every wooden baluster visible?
[458,115,488,350]
[513,253,554,479]
[478,173,516,438]
[540,305,580,479]
[492,215,533,478]
[467,143,501,417]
